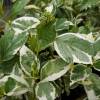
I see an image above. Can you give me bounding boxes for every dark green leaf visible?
[0,31,28,62]
[5,77,16,93]
[37,22,56,51]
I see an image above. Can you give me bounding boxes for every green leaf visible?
[20,45,36,76]
[40,58,70,82]
[70,64,88,84]
[54,33,93,64]
[0,76,9,85]
[11,0,30,17]
[55,18,73,31]
[35,82,56,100]
[5,77,16,93]
[6,86,29,96]
[62,73,70,94]
[84,73,100,100]
[0,86,5,98]
[0,55,18,73]
[89,74,100,98]
[0,31,28,62]
[3,64,30,96]
[94,37,100,55]
[84,85,97,100]
[12,16,40,33]
[10,74,29,87]
[12,63,24,76]
[93,60,100,71]
[37,22,56,51]
[94,52,100,60]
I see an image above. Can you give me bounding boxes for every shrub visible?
[0,0,100,100]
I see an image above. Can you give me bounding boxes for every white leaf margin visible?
[35,82,56,100]
[12,16,40,34]
[41,60,71,83]
[54,33,93,64]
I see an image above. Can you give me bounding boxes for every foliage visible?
[0,0,100,100]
